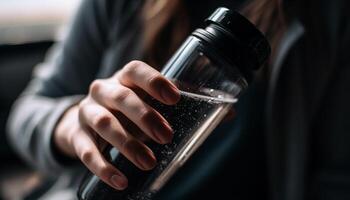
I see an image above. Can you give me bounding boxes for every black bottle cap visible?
[205,7,271,70]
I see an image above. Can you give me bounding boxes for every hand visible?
[54,61,180,190]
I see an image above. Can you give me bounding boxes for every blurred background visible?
[0,0,80,199]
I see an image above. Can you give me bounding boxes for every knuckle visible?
[78,99,91,122]
[93,113,112,131]
[123,60,143,76]
[89,79,103,95]
[121,138,137,152]
[148,75,168,94]
[118,137,129,152]
[98,165,113,180]
[78,98,89,109]
[80,150,94,165]
[139,108,153,123]
[111,88,133,103]
[70,130,81,146]
[148,74,162,87]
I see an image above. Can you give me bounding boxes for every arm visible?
[7,0,180,191]
[6,0,110,175]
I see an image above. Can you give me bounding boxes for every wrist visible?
[53,105,79,159]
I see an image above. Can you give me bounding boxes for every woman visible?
[7,0,350,199]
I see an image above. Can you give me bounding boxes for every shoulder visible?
[77,0,144,27]
[103,0,144,26]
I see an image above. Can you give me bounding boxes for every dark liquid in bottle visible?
[78,89,236,200]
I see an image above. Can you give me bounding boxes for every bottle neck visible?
[192,25,255,83]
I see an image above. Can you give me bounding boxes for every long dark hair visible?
[142,0,287,69]
[142,0,189,69]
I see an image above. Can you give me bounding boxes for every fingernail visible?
[110,174,128,190]
[161,84,180,104]
[136,151,156,170]
[152,122,173,144]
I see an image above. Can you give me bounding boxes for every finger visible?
[71,129,128,190]
[89,81,173,144]
[79,101,157,170]
[113,110,150,142]
[117,60,180,105]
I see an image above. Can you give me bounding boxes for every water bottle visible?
[78,7,270,200]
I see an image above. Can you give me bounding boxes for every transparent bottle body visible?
[78,36,247,200]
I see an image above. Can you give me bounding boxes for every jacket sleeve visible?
[6,0,111,176]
